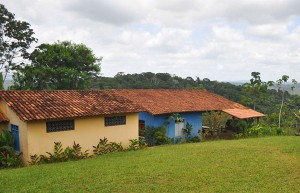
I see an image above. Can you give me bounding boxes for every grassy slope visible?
[1,136,300,193]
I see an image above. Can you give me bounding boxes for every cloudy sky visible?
[3,0,300,81]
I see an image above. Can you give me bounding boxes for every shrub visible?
[202,112,231,136]
[93,137,123,155]
[141,126,156,146]
[127,138,147,151]
[65,142,89,160]
[29,138,146,166]
[188,136,201,143]
[127,139,140,151]
[138,137,147,149]
[28,154,40,165]
[0,147,23,168]
[276,128,284,135]
[143,126,170,146]
[0,130,14,147]
[0,130,23,168]
[41,142,66,163]
[232,119,250,134]
[183,122,193,139]
[30,141,90,165]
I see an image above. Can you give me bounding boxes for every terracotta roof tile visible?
[112,89,265,118]
[0,90,144,121]
[222,109,265,119]
[0,89,265,121]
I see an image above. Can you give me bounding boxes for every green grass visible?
[1,136,300,193]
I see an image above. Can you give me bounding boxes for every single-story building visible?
[0,90,144,163]
[111,89,265,138]
[0,89,265,163]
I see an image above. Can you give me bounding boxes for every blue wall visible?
[139,112,202,138]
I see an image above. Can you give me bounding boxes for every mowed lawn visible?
[1,137,300,193]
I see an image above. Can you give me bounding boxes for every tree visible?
[12,41,101,90]
[0,4,37,81]
[275,75,297,128]
[243,72,273,110]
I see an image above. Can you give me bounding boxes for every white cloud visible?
[2,0,300,81]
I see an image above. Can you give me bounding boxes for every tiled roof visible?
[0,111,9,122]
[112,89,265,118]
[222,109,265,119]
[0,90,144,121]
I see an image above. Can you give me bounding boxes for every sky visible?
[3,0,300,81]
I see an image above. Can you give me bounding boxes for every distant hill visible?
[269,83,300,96]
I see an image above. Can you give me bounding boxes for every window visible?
[175,121,185,137]
[105,116,126,126]
[46,120,74,133]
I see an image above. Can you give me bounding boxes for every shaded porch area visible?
[202,108,265,140]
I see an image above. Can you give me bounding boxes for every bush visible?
[127,138,147,151]
[276,128,284,135]
[183,122,193,139]
[188,136,201,143]
[232,119,250,134]
[0,130,14,147]
[142,126,170,146]
[127,139,140,151]
[0,130,23,168]
[93,138,123,155]
[141,126,156,146]
[29,138,147,166]
[30,141,90,165]
[0,147,23,168]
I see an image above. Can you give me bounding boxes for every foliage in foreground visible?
[28,137,147,165]
[141,126,172,146]
[1,137,300,193]
[0,130,23,168]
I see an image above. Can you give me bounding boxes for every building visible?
[0,89,265,163]
[0,90,144,163]
[111,89,265,138]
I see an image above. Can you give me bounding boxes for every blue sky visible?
[3,0,300,82]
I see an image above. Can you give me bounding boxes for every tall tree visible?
[0,4,37,81]
[276,75,297,128]
[12,41,101,90]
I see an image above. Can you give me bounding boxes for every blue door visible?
[11,124,20,152]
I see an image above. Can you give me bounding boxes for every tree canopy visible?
[242,72,273,110]
[12,41,101,90]
[0,4,37,81]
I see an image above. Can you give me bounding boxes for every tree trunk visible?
[278,91,285,128]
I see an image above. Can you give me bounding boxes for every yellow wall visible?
[0,100,28,162]
[27,113,139,160]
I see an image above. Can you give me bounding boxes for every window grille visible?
[105,116,126,126]
[46,120,74,132]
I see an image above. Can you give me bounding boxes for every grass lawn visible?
[1,136,300,193]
